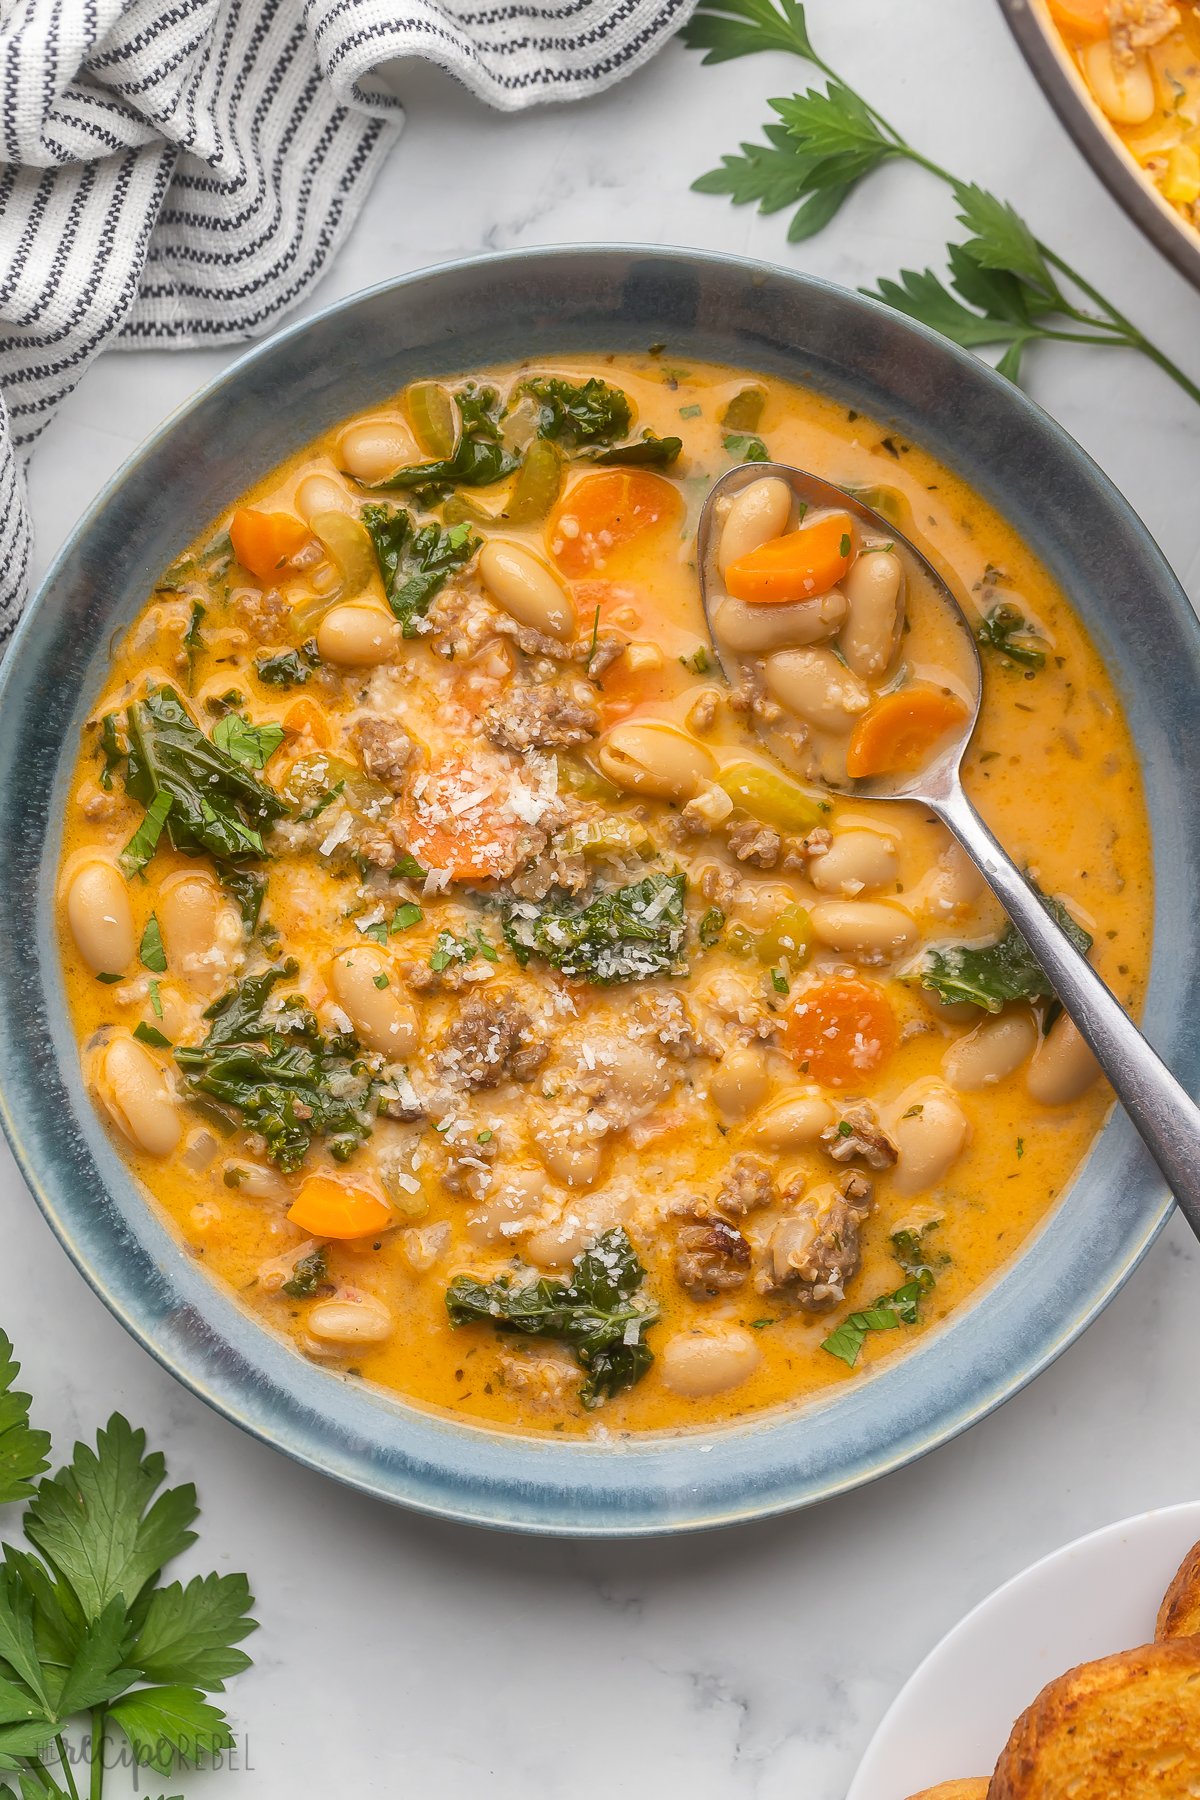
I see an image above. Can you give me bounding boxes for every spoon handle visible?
[934,785,1200,1243]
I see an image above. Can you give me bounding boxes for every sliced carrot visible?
[287,1175,391,1240]
[401,762,524,881]
[784,979,896,1089]
[547,471,684,578]
[725,511,855,604]
[229,507,311,584]
[845,685,969,780]
[1046,0,1110,41]
[282,698,332,747]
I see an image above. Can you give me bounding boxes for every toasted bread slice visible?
[989,1639,1200,1797]
[904,1783,989,1799]
[1157,1539,1200,1641]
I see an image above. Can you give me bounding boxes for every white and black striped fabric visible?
[0,0,691,650]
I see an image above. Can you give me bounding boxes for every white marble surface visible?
[10,3,1200,1794]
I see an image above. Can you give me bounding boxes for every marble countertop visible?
[11,3,1200,1794]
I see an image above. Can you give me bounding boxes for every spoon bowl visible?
[698,459,1200,1245]
[697,461,982,805]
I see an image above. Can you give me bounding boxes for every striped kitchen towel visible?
[0,0,692,650]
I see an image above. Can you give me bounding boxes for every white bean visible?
[718,476,792,574]
[330,946,418,1057]
[710,1046,769,1121]
[66,860,135,976]
[316,604,400,666]
[339,420,416,485]
[809,900,918,963]
[466,1167,548,1247]
[752,1091,833,1149]
[1026,1016,1101,1106]
[1080,41,1155,124]
[307,1294,393,1345]
[295,473,354,522]
[478,541,575,641]
[158,872,243,997]
[888,1083,969,1196]
[599,1041,675,1111]
[96,1035,182,1157]
[522,1213,602,1271]
[839,550,903,678]
[735,882,801,931]
[535,1125,603,1189]
[596,722,716,802]
[921,840,986,920]
[943,1010,1037,1091]
[810,829,899,897]
[764,647,870,734]
[713,591,847,653]
[660,1328,761,1398]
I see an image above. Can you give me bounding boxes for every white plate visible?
[848,1501,1200,1799]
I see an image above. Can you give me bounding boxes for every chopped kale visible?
[445,1227,658,1408]
[591,430,683,468]
[890,1221,947,1282]
[361,504,480,635]
[97,713,124,791]
[699,905,726,947]
[365,384,518,493]
[139,916,167,973]
[919,890,1093,1013]
[175,963,375,1173]
[255,644,319,688]
[522,375,633,447]
[211,713,285,770]
[975,602,1046,669]
[282,1246,329,1299]
[504,873,688,984]
[120,686,286,879]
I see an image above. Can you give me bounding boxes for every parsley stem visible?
[22,1759,65,1799]
[89,1711,105,1800]
[55,1735,81,1800]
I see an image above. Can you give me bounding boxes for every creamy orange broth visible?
[1045,0,1200,222]
[57,356,1152,1438]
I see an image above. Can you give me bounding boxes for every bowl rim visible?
[997,0,1200,292]
[1,241,1196,1536]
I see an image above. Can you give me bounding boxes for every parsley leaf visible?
[0,1335,50,1506]
[504,873,688,984]
[361,505,480,636]
[821,1275,930,1367]
[130,1573,256,1690]
[975,602,1046,669]
[724,431,769,462]
[446,1228,658,1408]
[107,1685,235,1776]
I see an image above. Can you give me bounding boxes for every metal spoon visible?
[697,462,1200,1241]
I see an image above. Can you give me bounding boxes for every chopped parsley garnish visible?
[392,852,427,881]
[361,504,480,636]
[282,1246,329,1298]
[919,889,1092,1013]
[821,1276,930,1367]
[975,602,1046,669]
[446,1228,658,1408]
[391,902,423,933]
[504,873,688,985]
[770,967,789,995]
[429,928,499,974]
[724,431,769,462]
[133,1021,172,1049]
[680,646,711,674]
[698,905,726,947]
[148,979,164,1019]
[175,963,375,1173]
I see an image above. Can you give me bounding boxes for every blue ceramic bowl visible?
[1,247,1197,1535]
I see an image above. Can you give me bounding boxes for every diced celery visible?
[555,817,655,859]
[717,763,825,835]
[556,755,623,804]
[755,903,813,968]
[310,511,376,600]
[721,387,766,432]
[406,382,458,459]
[503,439,563,525]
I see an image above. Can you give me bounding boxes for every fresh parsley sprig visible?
[683,0,1200,402]
[0,1331,255,1799]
